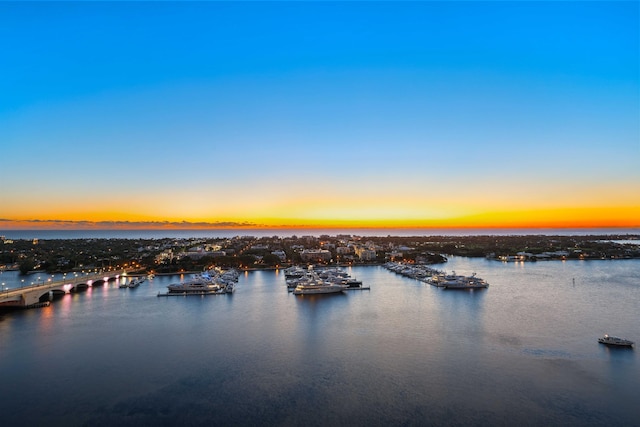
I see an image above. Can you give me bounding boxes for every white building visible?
[357,249,377,261]
[300,249,332,262]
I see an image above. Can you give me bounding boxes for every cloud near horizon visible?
[0,219,263,229]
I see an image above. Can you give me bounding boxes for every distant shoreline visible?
[1,227,639,240]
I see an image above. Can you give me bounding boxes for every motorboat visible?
[128,278,142,288]
[598,334,634,347]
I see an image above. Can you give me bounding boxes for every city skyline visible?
[2,1,638,230]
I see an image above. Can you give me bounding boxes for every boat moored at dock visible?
[293,281,348,295]
[285,265,368,293]
[290,266,349,295]
[439,272,489,290]
[159,269,238,296]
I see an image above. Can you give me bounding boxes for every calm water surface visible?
[1,258,639,426]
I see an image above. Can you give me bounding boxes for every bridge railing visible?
[0,269,137,298]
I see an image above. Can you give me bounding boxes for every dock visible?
[157,291,227,297]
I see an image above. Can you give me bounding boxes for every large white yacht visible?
[430,271,489,289]
[167,277,225,295]
[292,282,348,295]
[292,266,348,295]
[164,269,237,295]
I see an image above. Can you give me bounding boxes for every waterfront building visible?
[336,246,354,255]
[300,249,332,262]
[356,248,377,261]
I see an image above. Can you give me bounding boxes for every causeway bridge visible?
[0,269,141,309]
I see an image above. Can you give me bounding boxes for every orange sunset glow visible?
[1,205,638,231]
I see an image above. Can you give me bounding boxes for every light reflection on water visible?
[0,259,638,426]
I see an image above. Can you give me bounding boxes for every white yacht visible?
[446,273,489,289]
[167,278,225,295]
[598,334,634,347]
[284,266,306,280]
[292,266,348,295]
[163,269,238,296]
[293,281,348,295]
[431,271,489,289]
[429,271,464,287]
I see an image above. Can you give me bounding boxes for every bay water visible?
[1,257,638,426]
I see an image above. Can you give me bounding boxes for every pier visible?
[0,269,139,309]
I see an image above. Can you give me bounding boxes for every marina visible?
[384,261,489,289]
[2,0,637,424]
[285,265,369,294]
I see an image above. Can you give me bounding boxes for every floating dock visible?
[157,291,227,297]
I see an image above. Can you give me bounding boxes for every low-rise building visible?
[300,249,332,262]
[357,248,377,261]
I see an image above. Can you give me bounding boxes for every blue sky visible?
[1,1,638,228]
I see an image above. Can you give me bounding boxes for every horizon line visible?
[1,217,639,231]
[1,225,639,231]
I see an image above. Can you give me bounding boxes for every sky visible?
[1,1,639,230]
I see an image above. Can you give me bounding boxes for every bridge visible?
[0,269,141,309]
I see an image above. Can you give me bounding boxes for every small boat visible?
[128,278,142,288]
[598,334,634,347]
